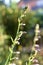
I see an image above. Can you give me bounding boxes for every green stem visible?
[4,19,21,65]
[28,60,32,65]
[14,20,20,41]
[4,8,27,65]
[5,52,12,65]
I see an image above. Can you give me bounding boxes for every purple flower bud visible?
[35,48,40,52]
[36,49,40,52]
[33,59,38,63]
[34,44,40,51]
[35,44,39,48]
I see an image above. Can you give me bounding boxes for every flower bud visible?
[9,63,16,65]
[33,59,38,63]
[34,37,38,42]
[20,23,26,26]
[14,51,20,54]
[35,44,39,48]
[35,24,39,30]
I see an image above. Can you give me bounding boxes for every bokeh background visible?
[0,0,43,65]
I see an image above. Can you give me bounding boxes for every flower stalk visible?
[28,24,40,65]
[5,7,28,65]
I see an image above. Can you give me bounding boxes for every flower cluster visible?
[32,24,40,65]
[28,24,40,65]
[5,7,28,65]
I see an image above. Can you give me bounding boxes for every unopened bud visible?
[33,59,38,63]
[35,44,39,48]
[16,51,20,54]
[34,37,38,42]
[15,57,19,60]
[35,24,39,30]
[20,23,26,26]
[14,51,20,54]
[9,63,16,65]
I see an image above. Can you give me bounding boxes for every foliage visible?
[0,4,43,65]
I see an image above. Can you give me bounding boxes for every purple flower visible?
[34,44,40,52]
[33,59,38,63]
[35,44,39,48]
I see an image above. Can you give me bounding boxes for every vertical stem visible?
[4,17,21,65]
[4,8,27,65]
[28,60,32,65]
[5,53,12,65]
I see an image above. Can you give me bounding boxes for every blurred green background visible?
[0,1,43,65]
